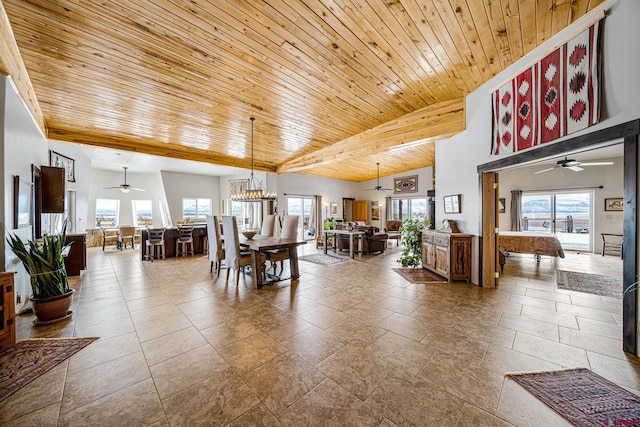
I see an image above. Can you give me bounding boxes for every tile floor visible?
[1,243,639,426]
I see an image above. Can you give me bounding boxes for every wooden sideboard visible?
[0,272,16,348]
[422,230,471,282]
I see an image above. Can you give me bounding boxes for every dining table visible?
[239,234,307,289]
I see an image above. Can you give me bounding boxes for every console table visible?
[0,272,16,348]
[422,230,471,282]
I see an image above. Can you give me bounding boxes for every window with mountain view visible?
[521,191,592,251]
[182,198,211,221]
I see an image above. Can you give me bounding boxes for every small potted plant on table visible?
[7,223,74,324]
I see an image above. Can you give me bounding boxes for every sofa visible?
[335,225,388,255]
[384,220,402,233]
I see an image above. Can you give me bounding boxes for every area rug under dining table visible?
[506,368,640,427]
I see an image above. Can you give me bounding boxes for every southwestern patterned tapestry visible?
[492,18,604,155]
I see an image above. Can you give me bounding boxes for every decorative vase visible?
[30,289,75,323]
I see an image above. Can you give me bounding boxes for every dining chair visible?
[144,228,166,261]
[176,225,195,257]
[206,215,225,276]
[101,227,119,251]
[265,215,299,275]
[118,226,137,250]
[222,216,255,285]
[261,214,276,237]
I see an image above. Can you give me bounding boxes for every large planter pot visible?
[30,289,75,323]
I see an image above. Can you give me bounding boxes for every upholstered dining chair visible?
[101,227,119,251]
[207,215,225,276]
[261,214,276,237]
[265,215,299,275]
[222,216,265,286]
[118,226,137,250]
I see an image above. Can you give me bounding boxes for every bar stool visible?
[176,226,195,257]
[144,228,166,261]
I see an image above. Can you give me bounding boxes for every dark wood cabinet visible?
[422,230,471,282]
[41,166,65,213]
[64,234,87,276]
[0,272,16,348]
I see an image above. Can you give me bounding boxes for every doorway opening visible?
[287,197,315,240]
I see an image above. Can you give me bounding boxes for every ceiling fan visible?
[364,163,393,192]
[103,167,145,193]
[535,157,614,174]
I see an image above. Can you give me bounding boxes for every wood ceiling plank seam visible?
[15,29,364,145]
[8,11,376,150]
[429,0,486,86]
[414,1,481,91]
[551,0,572,35]
[479,0,513,69]
[518,0,539,56]
[102,0,388,123]
[381,0,467,98]
[267,0,427,113]
[45,0,382,131]
[500,0,525,62]
[0,1,46,133]
[340,0,445,104]
[238,0,417,115]
[336,0,443,105]
[447,0,500,79]
[299,0,437,107]
[456,0,504,76]
[363,0,453,102]
[168,0,396,119]
[536,0,555,46]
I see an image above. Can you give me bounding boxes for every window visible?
[96,198,119,227]
[391,198,427,221]
[182,198,212,221]
[132,200,153,227]
[231,201,262,229]
[159,200,172,227]
[522,191,593,251]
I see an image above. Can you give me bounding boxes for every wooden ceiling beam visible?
[277,98,465,174]
[47,128,278,172]
[0,1,45,136]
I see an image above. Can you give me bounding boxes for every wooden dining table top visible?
[239,234,307,251]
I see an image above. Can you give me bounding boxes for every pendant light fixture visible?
[230,117,277,202]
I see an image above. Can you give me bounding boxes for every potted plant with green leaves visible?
[7,222,74,323]
[397,218,431,268]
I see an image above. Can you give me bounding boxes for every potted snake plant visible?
[7,222,74,323]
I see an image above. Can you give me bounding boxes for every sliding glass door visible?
[287,197,315,240]
[521,191,592,251]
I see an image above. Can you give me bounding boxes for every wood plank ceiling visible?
[1,0,604,182]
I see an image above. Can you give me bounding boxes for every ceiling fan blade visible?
[535,167,555,174]
[102,186,123,189]
[580,161,614,166]
[130,187,146,192]
[567,165,584,172]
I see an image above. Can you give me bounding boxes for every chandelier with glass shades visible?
[230,117,277,202]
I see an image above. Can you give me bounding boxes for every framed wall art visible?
[443,194,461,214]
[50,150,75,182]
[14,176,32,229]
[371,201,380,220]
[330,202,338,216]
[394,175,418,194]
[604,198,623,211]
[229,179,249,197]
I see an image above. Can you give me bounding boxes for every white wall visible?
[436,0,640,284]
[2,77,49,309]
[161,170,220,223]
[498,156,624,254]
[88,169,167,227]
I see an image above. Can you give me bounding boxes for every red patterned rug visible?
[507,368,640,426]
[0,337,98,402]
[392,268,447,283]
